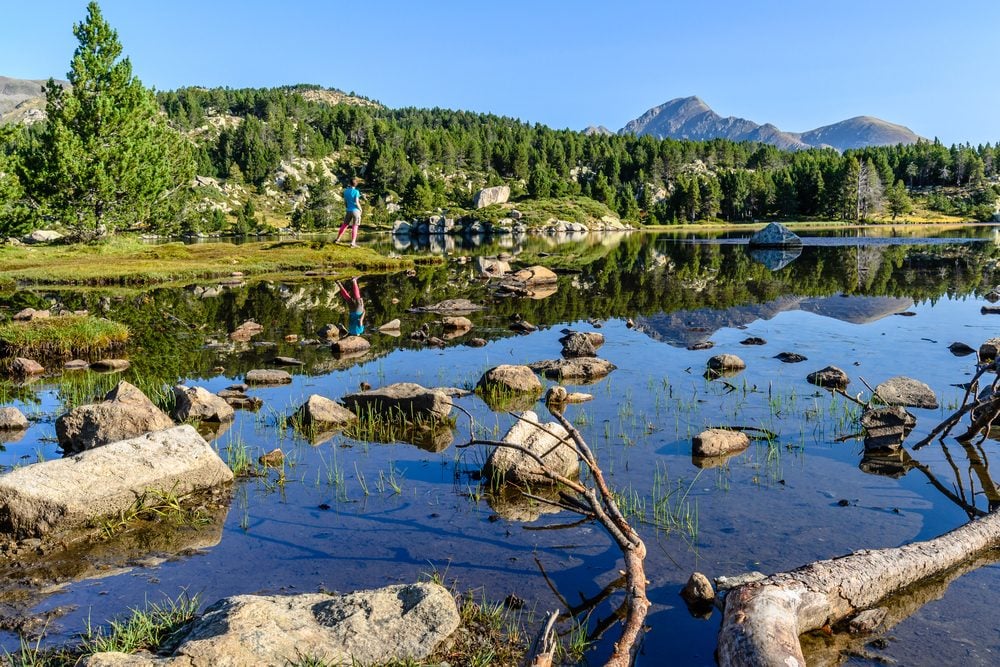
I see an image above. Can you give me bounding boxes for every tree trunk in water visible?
[717,509,1000,666]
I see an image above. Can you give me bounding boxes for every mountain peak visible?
[619,98,922,151]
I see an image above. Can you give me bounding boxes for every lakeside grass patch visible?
[0,315,130,358]
[0,236,430,286]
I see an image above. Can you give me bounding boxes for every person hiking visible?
[336,277,365,335]
[335,177,363,246]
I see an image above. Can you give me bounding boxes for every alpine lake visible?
[2,225,1000,666]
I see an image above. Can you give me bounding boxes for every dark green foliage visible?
[291,173,335,230]
[19,2,193,239]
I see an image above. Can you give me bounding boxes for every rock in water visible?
[692,429,750,457]
[874,376,938,409]
[342,383,452,422]
[483,410,578,484]
[0,407,28,430]
[0,425,232,538]
[56,381,175,453]
[747,222,802,247]
[172,385,235,423]
[807,366,850,389]
[245,369,292,385]
[528,358,616,382]
[680,572,715,607]
[861,406,916,452]
[477,365,542,395]
[292,395,358,428]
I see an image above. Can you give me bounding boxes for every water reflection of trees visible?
[2,236,997,394]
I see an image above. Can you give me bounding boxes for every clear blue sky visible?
[4,0,999,146]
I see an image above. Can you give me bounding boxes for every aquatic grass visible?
[223,434,258,478]
[95,486,212,538]
[79,593,201,657]
[0,315,129,359]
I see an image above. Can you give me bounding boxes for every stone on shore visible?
[56,381,175,453]
[0,425,232,538]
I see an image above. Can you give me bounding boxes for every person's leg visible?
[336,281,352,303]
[335,213,351,242]
[351,277,361,301]
[350,211,360,246]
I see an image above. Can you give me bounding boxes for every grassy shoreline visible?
[0,237,434,287]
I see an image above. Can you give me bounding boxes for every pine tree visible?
[21,2,193,239]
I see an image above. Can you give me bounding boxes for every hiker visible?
[335,177,363,246]
[336,277,365,335]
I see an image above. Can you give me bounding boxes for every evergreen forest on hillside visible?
[1,2,998,240]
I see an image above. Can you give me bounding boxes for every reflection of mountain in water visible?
[636,294,913,347]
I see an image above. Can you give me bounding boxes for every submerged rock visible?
[680,572,715,609]
[56,381,175,453]
[774,352,807,363]
[90,359,130,372]
[483,410,577,485]
[0,425,232,538]
[948,341,976,356]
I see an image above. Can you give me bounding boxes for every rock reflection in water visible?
[485,485,565,523]
[748,246,802,271]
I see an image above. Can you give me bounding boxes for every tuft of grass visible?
[95,487,212,538]
[79,593,200,657]
[0,315,129,359]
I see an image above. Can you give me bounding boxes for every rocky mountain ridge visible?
[619,96,922,151]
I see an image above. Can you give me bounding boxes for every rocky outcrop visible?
[56,381,175,453]
[342,383,452,422]
[0,425,232,538]
[83,583,458,667]
[748,222,801,248]
[528,358,616,382]
[483,411,578,484]
[873,376,938,409]
[473,185,510,209]
[172,386,235,423]
[292,395,358,429]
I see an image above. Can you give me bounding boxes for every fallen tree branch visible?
[718,474,1000,666]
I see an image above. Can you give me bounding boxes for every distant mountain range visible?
[618,96,922,151]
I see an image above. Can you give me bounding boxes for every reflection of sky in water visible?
[2,235,1000,665]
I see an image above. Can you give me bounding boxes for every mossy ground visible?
[0,315,130,358]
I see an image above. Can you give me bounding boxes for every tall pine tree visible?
[22,2,193,239]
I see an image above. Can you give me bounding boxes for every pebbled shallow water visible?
[2,228,1000,664]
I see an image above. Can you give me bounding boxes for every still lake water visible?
[2,227,1000,665]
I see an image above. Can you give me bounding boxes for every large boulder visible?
[22,229,63,244]
[0,425,232,538]
[747,222,802,248]
[874,376,938,409]
[473,185,510,209]
[172,386,235,423]
[528,358,616,382]
[56,381,175,453]
[292,395,358,429]
[483,411,578,484]
[84,583,458,667]
[342,383,452,422]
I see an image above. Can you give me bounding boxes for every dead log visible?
[717,508,1000,666]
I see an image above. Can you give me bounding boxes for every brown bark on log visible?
[717,509,1000,666]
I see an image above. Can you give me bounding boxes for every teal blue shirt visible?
[343,187,361,212]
